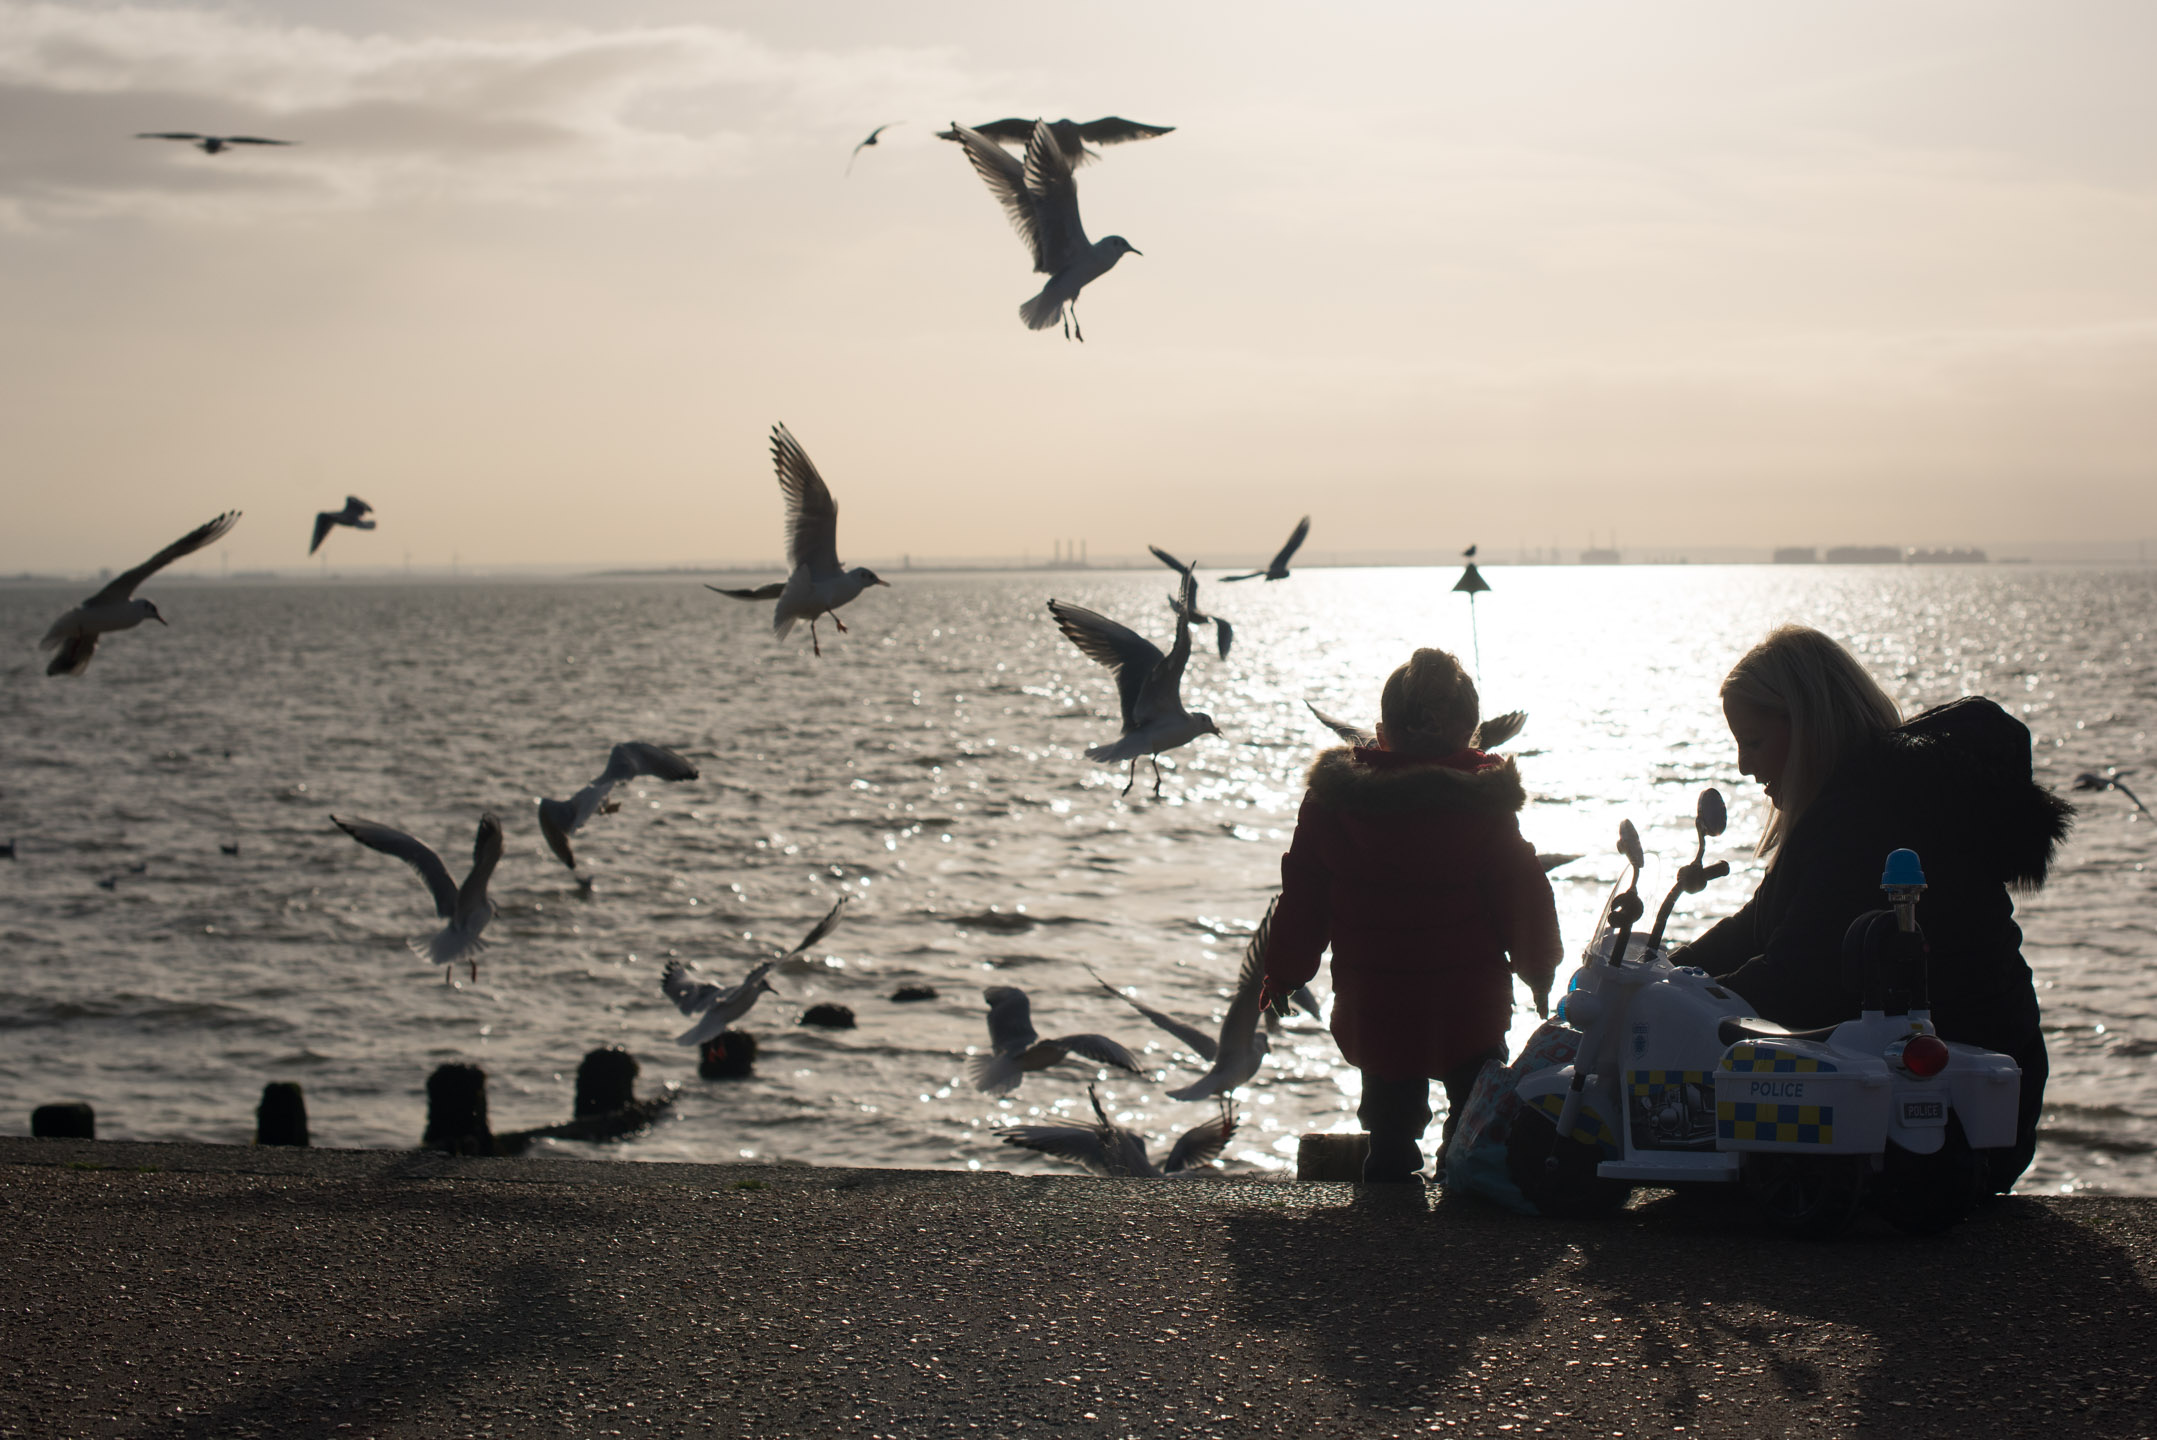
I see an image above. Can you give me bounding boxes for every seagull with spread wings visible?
[1222,516,1311,582]
[137,132,296,155]
[995,1085,1234,1178]
[1091,897,1286,1101]
[331,813,503,982]
[1148,544,1233,661]
[309,496,374,556]
[847,123,896,174]
[1049,573,1221,798]
[967,985,1143,1096]
[537,742,700,881]
[663,897,848,1049]
[40,511,241,676]
[950,119,1141,340]
[706,424,887,657]
[937,116,1173,167]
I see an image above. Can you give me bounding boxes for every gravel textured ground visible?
[2,1138,2152,1439]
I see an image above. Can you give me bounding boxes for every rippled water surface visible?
[1,566,2151,1192]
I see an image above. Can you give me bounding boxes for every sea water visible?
[0,565,2150,1192]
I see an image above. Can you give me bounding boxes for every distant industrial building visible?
[1908,548,1987,565]
[1773,547,1818,564]
[1580,547,1622,564]
[1824,545,1903,564]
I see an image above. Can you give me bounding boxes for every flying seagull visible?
[1303,699,1527,753]
[331,812,502,982]
[309,496,374,556]
[2074,770,2151,818]
[1148,545,1233,660]
[537,742,701,880]
[967,985,1143,1096]
[1048,572,1221,797]
[847,123,896,174]
[996,1085,1235,1179]
[664,896,849,1049]
[1222,516,1310,582]
[706,424,888,657]
[937,117,1174,167]
[1091,897,1282,1101]
[136,133,296,155]
[951,119,1140,341]
[40,511,241,676]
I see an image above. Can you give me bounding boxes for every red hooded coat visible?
[1264,746,1562,1081]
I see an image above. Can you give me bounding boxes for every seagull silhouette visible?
[1463,543,1477,558]
[331,812,503,983]
[995,1085,1234,1178]
[705,424,888,656]
[309,497,374,556]
[40,512,240,676]
[537,742,700,881]
[846,123,897,175]
[1148,546,1233,660]
[937,117,1173,167]
[1222,516,1310,582]
[137,133,296,155]
[1090,896,1283,1100]
[967,985,1143,1096]
[950,119,1140,341]
[1049,572,1221,797]
[2075,770,2151,818]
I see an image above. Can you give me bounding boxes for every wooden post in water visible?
[699,1031,758,1079]
[574,1048,639,1118]
[255,1082,309,1147]
[423,1064,493,1155]
[1296,1131,1371,1181]
[31,1103,95,1139]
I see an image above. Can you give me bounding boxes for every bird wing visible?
[1211,615,1233,662]
[1054,1033,1141,1074]
[1087,966,1218,1061]
[1267,516,1312,574]
[770,425,842,579]
[345,497,372,518]
[1163,1101,1237,1174]
[1216,897,1279,1056]
[952,118,1037,145]
[706,582,786,601]
[780,895,848,958]
[982,985,1039,1057]
[309,512,335,555]
[456,813,503,917]
[1304,701,1373,748]
[137,132,204,140]
[1076,117,1175,145]
[332,815,458,919]
[603,741,700,786]
[1147,544,1193,575]
[951,122,1058,274]
[1470,710,1527,751]
[225,137,295,146]
[995,1121,1113,1175]
[1047,600,1163,732]
[1021,119,1088,268]
[88,511,241,606]
[1129,572,1197,730]
[661,959,722,1015]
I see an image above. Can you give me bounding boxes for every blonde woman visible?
[1674,626,2072,1192]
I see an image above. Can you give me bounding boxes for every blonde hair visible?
[1380,648,1479,756]
[1722,625,1901,854]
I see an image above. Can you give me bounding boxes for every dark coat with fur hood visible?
[1677,697,2072,1049]
[1265,746,1563,1080]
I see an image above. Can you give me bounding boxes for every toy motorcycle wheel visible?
[1741,1152,1867,1239]
[1506,1106,1633,1218]
[1871,1117,1982,1235]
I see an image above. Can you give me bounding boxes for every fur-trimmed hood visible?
[1304,746,1527,817]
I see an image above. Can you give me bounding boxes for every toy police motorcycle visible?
[1507,788,2023,1236]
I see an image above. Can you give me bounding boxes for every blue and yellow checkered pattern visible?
[1720,1043,1838,1074]
[1529,1092,1621,1157]
[1717,1100,1835,1144]
[1630,1069,1709,1095]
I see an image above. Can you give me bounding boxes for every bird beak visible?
[152,614,169,626]
[1130,247,1144,256]
[875,579,892,587]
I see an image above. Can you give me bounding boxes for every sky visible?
[4,0,2157,573]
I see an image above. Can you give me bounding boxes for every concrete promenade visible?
[2,1137,2151,1439]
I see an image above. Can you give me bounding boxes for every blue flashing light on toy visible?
[1880,848,1926,889]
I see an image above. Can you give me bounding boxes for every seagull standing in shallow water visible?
[1222,516,1310,582]
[967,985,1142,1096]
[951,119,1140,340]
[537,742,700,883]
[309,497,374,556]
[331,813,502,983]
[937,117,1174,167]
[40,511,241,676]
[996,1084,1235,1178]
[706,424,887,657]
[1049,572,1221,797]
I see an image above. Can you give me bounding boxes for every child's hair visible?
[1379,648,1480,756]
[1721,625,1901,854]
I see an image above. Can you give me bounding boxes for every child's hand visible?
[1532,986,1550,1020]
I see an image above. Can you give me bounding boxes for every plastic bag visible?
[1441,1019,1583,1213]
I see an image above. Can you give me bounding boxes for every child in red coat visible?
[1262,648,1562,1182]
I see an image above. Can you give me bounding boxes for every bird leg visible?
[1150,755,1164,797]
[809,618,823,657]
[443,965,454,988]
[832,614,849,633]
[1121,758,1138,797]
[468,959,478,984]
[1069,301,1086,344]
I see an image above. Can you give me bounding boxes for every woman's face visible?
[1724,697,1793,806]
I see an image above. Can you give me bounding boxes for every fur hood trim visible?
[1305,747,1527,816]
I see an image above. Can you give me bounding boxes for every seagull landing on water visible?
[967,985,1143,1096]
[309,497,374,556]
[331,813,502,983]
[1148,545,1233,660]
[1222,516,1310,582]
[706,424,888,657]
[537,742,700,884]
[847,123,897,174]
[951,119,1140,341]
[937,116,1174,167]
[996,1084,1235,1179]
[1049,572,1221,798]
[41,511,240,676]
[664,897,848,1051]
[137,132,296,155]
[1090,897,1294,1101]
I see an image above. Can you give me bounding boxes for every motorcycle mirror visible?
[1617,818,1644,871]
[1696,788,1727,839]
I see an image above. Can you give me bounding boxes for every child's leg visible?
[1358,1073,1432,1182]
[1436,1046,1509,1164]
